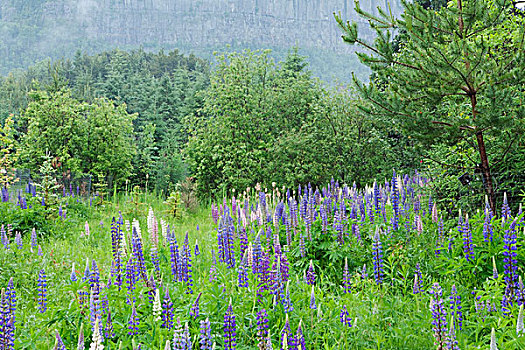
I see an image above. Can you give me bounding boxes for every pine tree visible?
[335,0,525,213]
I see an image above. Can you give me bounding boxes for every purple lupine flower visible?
[391,171,400,230]
[342,258,351,293]
[211,203,219,224]
[256,251,271,301]
[172,319,185,350]
[516,277,525,307]
[295,321,306,350]
[31,228,37,251]
[239,226,248,258]
[340,305,352,328]
[281,315,292,349]
[14,232,22,250]
[309,286,317,310]
[413,263,423,294]
[361,264,368,280]
[55,330,67,350]
[77,323,85,350]
[147,274,157,304]
[238,254,249,288]
[128,304,139,336]
[104,310,115,339]
[282,281,294,313]
[462,215,475,262]
[1,289,15,350]
[280,253,290,284]
[483,202,494,243]
[126,258,137,304]
[91,260,100,293]
[1,225,8,250]
[492,256,498,280]
[503,219,518,295]
[37,245,43,256]
[224,301,237,350]
[169,233,181,282]
[413,274,421,294]
[256,309,269,341]
[89,287,101,328]
[190,292,202,320]
[6,278,16,329]
[181,231,194,294]
[299,231,305,257]
[151,246,160,275]
[195,240,200,256]
[429,283,447,349]
[372,228,384,284]
[162,288,174,330]
[252,234,262,274]
[306,261,315,286]
[131,227,147,282]
[450,285,463,331]
[373,181,381,216]
[37,269,47,313]
[501,192,511,223]
[199,317,213,350]
[446,316,460,350]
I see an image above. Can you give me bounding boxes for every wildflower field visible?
[0,172,524,350]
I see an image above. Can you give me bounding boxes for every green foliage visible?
[18,88,136,186]
[0,115,17,188]
[186,50,400,196]
[335,0,525,211]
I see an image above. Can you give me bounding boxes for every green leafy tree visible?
[335,0,525,212]
[18,88,136,187]
[0,115,18,188]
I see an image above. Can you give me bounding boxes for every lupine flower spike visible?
[153,289,162,322]
[310,286,317,310]
[78,323,85,350]
[224,299,237,350]
[306,260,315,285]
[199,317,213,350]
[55,330,67,350]
[372,227,384,284]
[429,283,447,349]
[89,318,104,350]
[446,316,459,350]
[517,304,524,336]
[37,269,48,313]
[490,328,498,350]
[342,257,351,293]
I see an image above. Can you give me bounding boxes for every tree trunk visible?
[476,131,496,215]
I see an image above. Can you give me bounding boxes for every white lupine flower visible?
[89,318,104,350]
[132,218,142,241]
[490,327,498,350]
[119,229,127,258]
[153,288,162,322]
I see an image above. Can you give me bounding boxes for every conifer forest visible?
[0,0,524,349]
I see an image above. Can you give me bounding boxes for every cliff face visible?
[0,0,404,78]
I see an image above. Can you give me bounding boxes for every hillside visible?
[0,0,405,82]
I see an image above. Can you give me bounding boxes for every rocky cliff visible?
[0,0,404,80]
